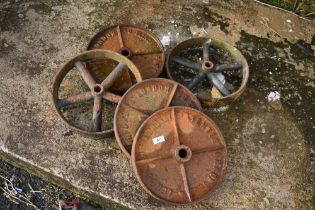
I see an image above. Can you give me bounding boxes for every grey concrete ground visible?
[0,0,314,209]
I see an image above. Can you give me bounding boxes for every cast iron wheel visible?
[166,37,249,107]
[52,50,142,138]
[87,25,165,91]
[132,106,227,204]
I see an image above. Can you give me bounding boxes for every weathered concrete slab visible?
[0,0,314,209]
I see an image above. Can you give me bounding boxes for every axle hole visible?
[94,86,102,93]
[178,148,187,158]
[121,49,130,57]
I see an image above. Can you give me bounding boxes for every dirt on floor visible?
[0,159,99,210]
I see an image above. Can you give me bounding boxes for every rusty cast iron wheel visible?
[87,25,165,91]
[52,49,142,138]
[131,106,227,204]
[114,78,202,158]
[166,37,249,107]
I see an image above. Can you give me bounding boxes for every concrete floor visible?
[0,0,314,209]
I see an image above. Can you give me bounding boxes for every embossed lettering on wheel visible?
[114,78,202,158]
[87,25,165,90]
[131,107,227,204]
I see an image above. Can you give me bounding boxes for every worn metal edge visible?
[0,149,131,210]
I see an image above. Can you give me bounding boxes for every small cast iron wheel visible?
[87,25,165,91]
[131,106,227,204]
[114,78,202,158]
[52,49,142,138]
[166,37,249,107]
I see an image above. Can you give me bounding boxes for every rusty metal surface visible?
[131,106,227,204]
[166,37,249,107]
[87,25,165,91]
[114,78,202,158]
[52,49,142,138]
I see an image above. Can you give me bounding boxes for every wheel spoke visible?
[179,164,192,202]
[207,73,231,96]
[101,63,126,91]
[121,103,150,117]
[103,91,122,104]
[117,25,124,48]
[203,39,212,61]
[57,92,93,108]
[173,56,202,71]
[214,63,242,73]
[187,71,207,89]
[165,83,178,107]
[172,108,180,146]
[92,96,102,132]
[75,61,96,90]
[136,154,173,164]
